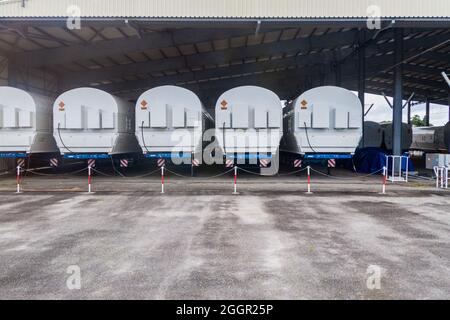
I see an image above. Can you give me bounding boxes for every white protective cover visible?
[282,86,362,154]
[0,86,58,153]
[135,85,209,154]
[215,86,283,154]
[53,87,140,155]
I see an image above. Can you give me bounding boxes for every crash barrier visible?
[434,166,449,189]
[5,162,447,194]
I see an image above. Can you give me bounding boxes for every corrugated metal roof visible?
[0,0,449,18]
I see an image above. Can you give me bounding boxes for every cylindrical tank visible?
[215,86,283,154]
[135,85,213,160]
[53,87,141,155]
[0,86,58,154]
[411,121,450,152]
[282,86,363,154]
[359,121,384,148]
[382,122,413,151]
[215,86,283,175]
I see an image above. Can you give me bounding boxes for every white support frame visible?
[434,166,449,189]
[385,155,409,182]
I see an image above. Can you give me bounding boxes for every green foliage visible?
[411,115,431,127]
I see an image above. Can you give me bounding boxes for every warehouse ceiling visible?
[0,19,449,110]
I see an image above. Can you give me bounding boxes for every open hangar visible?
[0,0,449,159]
[1,0,450,300]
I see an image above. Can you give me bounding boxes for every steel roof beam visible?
[9,28,278,68]
[60,29,361,87]
[60,28,445,88]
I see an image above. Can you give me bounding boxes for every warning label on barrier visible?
[58,101,65,111]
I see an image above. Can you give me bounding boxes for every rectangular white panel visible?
[186,110,200,127]
[18,110,32,128]
[334,109,348,129]
[348,111,362,128]
[66,105,84,129]
[172,105,186,128]
[3,107,18,128]
[216,110,231,128]
[87,108,101,129]
[312,104,330,128]
[101,111,114,129]
[297,110,311,128]
[136,110,150,128]
[268,109,280,128]
[232,105,249,128]
[150,104,167,128]
[54,109,66,128]
[254,110,267,128]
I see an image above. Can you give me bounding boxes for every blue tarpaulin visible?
[353,148,414,174]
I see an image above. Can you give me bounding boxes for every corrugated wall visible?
[0,0,449,18]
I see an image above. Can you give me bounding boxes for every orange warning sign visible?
[58,101,65,111]
[300,100,308,109]
[140,100,148,110]
[220,100,228,110]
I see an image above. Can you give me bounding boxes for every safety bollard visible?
[16,165,21,194]
[381,166,387,194]
[233,166,238,195]
[88,165,92,193]
[161,166,165,194]
[306,166,312,194]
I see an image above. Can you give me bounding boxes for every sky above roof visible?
[363,93,449,126]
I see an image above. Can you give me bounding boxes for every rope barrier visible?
[236,167,264,176]
[0,170,12,177]
[308,167,384,180]
[163,167,236,179]
[407,174,435,181]
[90,168,114,177]
[277,167,308,176]
[25,167,88,176]
[91,167,161,178]
[162,167,191,178]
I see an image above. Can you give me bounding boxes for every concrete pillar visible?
[392,29,403,156]
[358,31,366,148]
[425,97,430,126]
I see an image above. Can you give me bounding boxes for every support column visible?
[358,30,366,148]
[392,29,403,156]
[335,63,342,87]
[425,97,430,126]
[407,101,411,125]
[7,59,19,87]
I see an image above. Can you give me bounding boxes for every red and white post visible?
[161,165,165,194]
[88,165,92,193]
[381,166,387,194]
[233,166,238,195]
[16,165,21,193]
[306,165,312,194]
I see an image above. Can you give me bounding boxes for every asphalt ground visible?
[0,165,449,299]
